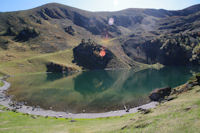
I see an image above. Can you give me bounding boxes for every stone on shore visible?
[149,87,172,101]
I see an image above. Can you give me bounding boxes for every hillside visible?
[0,3,200,74]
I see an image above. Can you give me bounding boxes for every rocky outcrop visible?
[171,74,200,95]
[196,75,200,84]
[64,26,75,36]
[149,87,172,101]
[73,40,126,70]
[123,32,200,65]
[46,62,77,73]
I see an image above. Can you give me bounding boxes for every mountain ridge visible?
[0,3,200,74]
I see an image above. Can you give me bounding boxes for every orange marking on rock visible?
[99,50,106,57]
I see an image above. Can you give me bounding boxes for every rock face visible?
[196,75,200,84]
[123,32,200,65]
[46,62,76,73]
[73,40,126,70]
[64,26,75,36]
[172,74,200,95]
[149,87,172,101]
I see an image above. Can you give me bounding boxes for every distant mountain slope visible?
[0,3,200,73]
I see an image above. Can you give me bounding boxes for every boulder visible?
[73,40,126,70]
[149,87,172,101]
[196,75,200,84]
[64,26,75,36]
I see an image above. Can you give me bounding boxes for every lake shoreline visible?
[0,80,158,119]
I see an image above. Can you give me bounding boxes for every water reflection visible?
[7,66,200,113]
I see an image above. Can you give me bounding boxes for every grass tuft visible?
[0,81,4,87]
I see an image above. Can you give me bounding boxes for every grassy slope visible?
[0,73,4,77]
[0,49,82,75]
[0,38,152,76]
[113,85,200,133]
[0,85,200,133]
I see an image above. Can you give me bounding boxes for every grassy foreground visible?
[0,85,200,133]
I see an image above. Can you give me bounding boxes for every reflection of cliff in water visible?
[73,70,115,95]
[122,66,200,92]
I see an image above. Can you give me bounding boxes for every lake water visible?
[7,66,200,113]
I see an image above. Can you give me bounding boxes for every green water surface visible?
[7,66,200,113]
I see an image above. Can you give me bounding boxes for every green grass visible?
[0,49,81,75]
[0,106,134,133]
[0,72,5,77]
[0,85,200,133]
[0,81,4,87]
[110,86,200,133]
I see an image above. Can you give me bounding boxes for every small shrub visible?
[15,27,39,42]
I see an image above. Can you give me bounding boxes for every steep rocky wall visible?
[73,40,127,70]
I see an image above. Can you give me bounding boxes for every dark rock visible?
[6,108,10,111]
[124,105,130,112]
[15,107,21,110]
[73,40,126,70]
[121,125,128,130]
[135,123,150,128]
[196,75,200,84]
[64,26,75,36]
[172,83,195,95]
[11,109,17,112]
[184,107,192,112]
[31,115,37,119]
[190,82,199,87]
[165,96,177,101]
[196,89,200,93]
[70,120,76,122]
[3,27,18,36]
[149,87,172,101]
[15,27,39,42]
[137,108,151,114]
[46,62,77,73]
